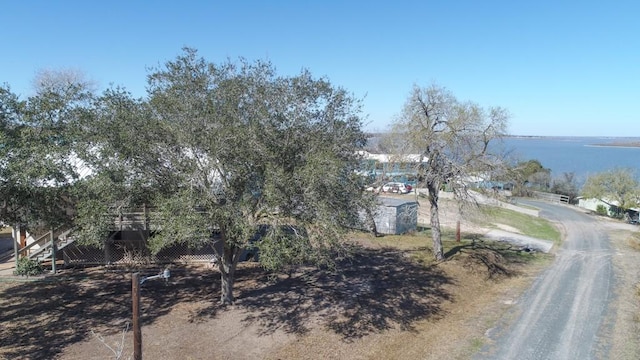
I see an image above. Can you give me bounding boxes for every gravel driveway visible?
[477,200,616,360]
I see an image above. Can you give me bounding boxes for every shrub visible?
[596,204,608,217]
[13,257,44,276]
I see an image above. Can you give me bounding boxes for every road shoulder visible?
[606,226,640,359]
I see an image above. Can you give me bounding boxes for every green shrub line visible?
[13,257,44,277]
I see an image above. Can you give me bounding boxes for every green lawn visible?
[479,205,561,243]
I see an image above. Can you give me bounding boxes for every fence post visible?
[13,224,19,267]
[105,237,112,265]
[143,203,148,231]
[50,230,56,274]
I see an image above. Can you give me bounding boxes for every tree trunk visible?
[219,258,235,305]
[427,180,444,261]
[364,207,378,237]
[218,230,242,305]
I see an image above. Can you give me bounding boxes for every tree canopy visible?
[0,74,91,230]
[73,48,371,303]
[505,159,551,196]
[581,168,640,213]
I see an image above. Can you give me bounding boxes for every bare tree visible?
[551,172,579,203]
[378,131,420,181]
[32,68,97,97]
[392,84,509,260]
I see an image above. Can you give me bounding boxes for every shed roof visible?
[378,197,418,207]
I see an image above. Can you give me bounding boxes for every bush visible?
[596,204,608,217]
[13,257,44,276]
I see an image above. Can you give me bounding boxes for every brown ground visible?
[1,200,637,360]
[0,246,541,360]
[600,225,640,359]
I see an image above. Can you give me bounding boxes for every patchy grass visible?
[634,233,640,322]
[479,205,561,243]
[469,337,485,353]
[621,232,640,322]
[606,228,640,359]
[360,227,547,279]
[343,231,551,360]
[627,232,640,252]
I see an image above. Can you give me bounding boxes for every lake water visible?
[499,136,640,183]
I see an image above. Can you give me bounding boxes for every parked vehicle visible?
[381,182,411,194]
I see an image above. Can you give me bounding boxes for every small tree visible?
[582,168,640,216]
[391,84,509,260]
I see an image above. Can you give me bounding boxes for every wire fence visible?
[62,238,217,266]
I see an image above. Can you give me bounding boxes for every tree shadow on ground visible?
[0,266,220,359]
[444,238,536,279]
[234,246,453,340]
[0,243,457,358]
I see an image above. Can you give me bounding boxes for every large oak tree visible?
[77,49,372,304]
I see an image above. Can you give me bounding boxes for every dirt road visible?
[477,200,616,360]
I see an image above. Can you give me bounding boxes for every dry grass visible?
[631,234,640,324]
[627,232,640,251]
[606,229,640,359]
[623,232,640,324]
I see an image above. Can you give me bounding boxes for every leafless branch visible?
[91,322,131,360]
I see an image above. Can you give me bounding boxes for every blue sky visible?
[2,1,638,136]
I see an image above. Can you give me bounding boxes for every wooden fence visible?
[532,191,570,204]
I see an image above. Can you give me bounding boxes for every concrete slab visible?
[485,229,554,253]
[0,261,20,280]
[0,256,18,278]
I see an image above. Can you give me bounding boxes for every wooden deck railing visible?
[19,229,61,257]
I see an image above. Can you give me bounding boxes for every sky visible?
[2,0,638,136]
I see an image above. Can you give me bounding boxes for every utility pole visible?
[131,269,170,360]
[132,273,142,360]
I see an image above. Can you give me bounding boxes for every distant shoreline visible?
[506,135,640,148]
[501,137,639,180]
[589,142,640,148]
